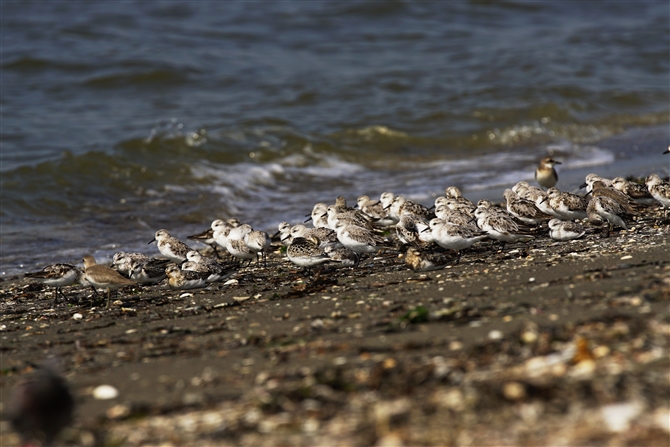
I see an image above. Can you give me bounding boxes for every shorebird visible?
[444,186,476,212]
[334,221,393,255]
[404,246,453,271]
[111,252,149,277]
[503,189,552,225]
[396,214,429,246]
[82,255,136,308]
[181,251,235,283]
[548,218,588,241]
[24,264,82,305]
[8,363,74,447]
[545,188,588,220]
[356,195,395,227]
[187,219,228,257]
[474,203,535,247]
[587,196,634,237]
[289,224,339,247]
[645,174,670,209]
[165,265,208,289]
[427,218,487,264]
[128,258,170,284]
[323,244,359,267]
[244,230,273,266]
[307,203,330,228]
[149,229,194,263]
[535,157,561,189]
[611,177,654,204]
[388,195,433,222]
[286,236,333,269]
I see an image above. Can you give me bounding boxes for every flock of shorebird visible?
[7,151,670,447]
[21,153,670,309]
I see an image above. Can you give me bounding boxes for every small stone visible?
[72,313,83,320]
[106,404,130,419]
[503,382,526,400]
[601,401,643,432]
[488,330,503,340]
[93,384,119,400]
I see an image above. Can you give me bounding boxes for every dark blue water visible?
[1,1,669,275]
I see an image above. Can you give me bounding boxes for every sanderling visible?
[128,258,170,284]
[334,195,356,213]
[82,255,136,308]
[435,205,479,231]
[112,252,150,277]
[24,263,82,304]
[645,174,670,209]
[545,187,588,220]
[8,362,74,447]
[548,218,588,241]
[226,237,257,265]
[244,230,273,265]
[444,186,476,212]
[587,196,633,236]
[228,223,253,242]
[274,221,293,245]
[357,195,395,227]
[334,221,393,255]
[307,203,331,228]
[427,218,487,263]
[589,180,643,215]
[388,196,433,222]
[475,204,534,246]
[286,236,333,269]
[611,177,654,204]
[188,219,226,257]
[535,157,561,189]
[580,173,613,193]
[165,265,208,289]
[323,244,359,267]
[149,229,194,263]
[289,224,339,247]
[326,205,373,231]
[182,251,235,282]
[504,189,552,225]
[396,214,428,246]
[404,247,452,271]
[513,181,553,215]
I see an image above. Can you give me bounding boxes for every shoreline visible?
[1,215,669,446]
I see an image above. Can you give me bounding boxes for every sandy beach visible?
[1,212,669,446]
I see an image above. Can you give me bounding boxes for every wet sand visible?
[1,216,669,446]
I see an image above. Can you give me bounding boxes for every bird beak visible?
[148,238,156,244]
[579,182,587,189]
[540,196,548,204]
[554,161,562,165]
[427,205,435,211]
[421,227,431,233]
[271,230,280,239]
[383,204,391,210]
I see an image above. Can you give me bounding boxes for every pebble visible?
[600,401,643,432]
[503,382,526,400]
[72,313,83,320]
[93,384,119,400]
